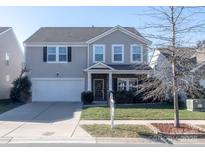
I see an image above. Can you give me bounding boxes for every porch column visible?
[87,72,91,91]
[108,72,112,91]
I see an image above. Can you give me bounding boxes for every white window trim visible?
[117,78,138,91]
[130,44,143,63]
[47,46,68,63]
[112,44,124,63]
[93,44,105,63]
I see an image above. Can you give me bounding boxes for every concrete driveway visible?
[0,102,82,140]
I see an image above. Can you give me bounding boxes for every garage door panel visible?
[32,78,84,102]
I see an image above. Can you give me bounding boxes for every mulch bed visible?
[151,123,205,134]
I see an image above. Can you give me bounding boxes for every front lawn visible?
[0,99,24,114]
[81,124,155,138]
[81,103,205,120]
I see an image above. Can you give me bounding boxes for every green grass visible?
[0,99,24,114]
[81,103,205,120]
[81,124,155,138]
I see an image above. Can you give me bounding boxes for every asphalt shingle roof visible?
[108,64,152,70]
[0,27,10,34]
[157,47,196,59]
[24,27,144,43]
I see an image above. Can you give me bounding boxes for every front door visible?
[94,79,104,101]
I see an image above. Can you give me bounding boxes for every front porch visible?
[84,62,151,101]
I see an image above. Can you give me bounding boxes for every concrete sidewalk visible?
[80,120,205,125]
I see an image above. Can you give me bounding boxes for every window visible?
[129,79,138,91]
[47,47,57,62]
[47,46,67,63]
[117,78,138,91]
[112,45,124,62]
[59,47,67,62]
[117,79,127,91]
[93,45,105,62]
[131,44,143,63]
[5,52,9,66]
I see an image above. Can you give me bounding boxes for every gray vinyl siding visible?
[88,30,148,66]
[25,46,88,78]
[0,29,23,99]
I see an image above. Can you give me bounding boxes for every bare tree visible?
[137,7,205,128]
[197,40,205,49]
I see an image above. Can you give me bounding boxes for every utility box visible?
[186,99,205,112]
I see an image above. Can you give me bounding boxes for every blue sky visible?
[0,6,204,51]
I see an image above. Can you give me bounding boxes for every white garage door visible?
[32,78,85,102]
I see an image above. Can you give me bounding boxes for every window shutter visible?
[113,78,118,92]
[67,47,72,62]
[43,46,47,62]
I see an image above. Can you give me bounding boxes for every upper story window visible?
[112,44,124,63]
[59,47,67,62]
[47,46,67,63]
[5,52,9,66]
[93,45,105,63]
[47,47,57,62]
[130,44,143,63]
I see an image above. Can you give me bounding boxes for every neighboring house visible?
[191,47,205,88]
[24,25,152,102]
[150,48,196,83]
[150,47,205,98]
[0,27,23,99]
[150,47,196,72]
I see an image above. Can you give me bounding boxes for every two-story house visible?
[24,25,151,102]
[0,27,23,99]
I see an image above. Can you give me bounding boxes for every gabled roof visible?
[24,26,148,44]
[108,64,151,70]
[84,62,114,71]
[0,27,11,35]
[191,61,205,72]
[150,47,198,68]
[156,47,196,59]
[86,25,151,44]
[85,62,151,71]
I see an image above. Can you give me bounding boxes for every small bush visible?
[113,90,135,104]
[113,91,162,104]
[81,91,94,104]
[133,93,144,103]
[10,76,31,103]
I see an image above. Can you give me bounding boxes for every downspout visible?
[87,43,90,67]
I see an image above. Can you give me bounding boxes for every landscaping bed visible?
[81,124,155,138]
[198,125,205,129]
[81,103,205,120]
[150,123,205,137]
